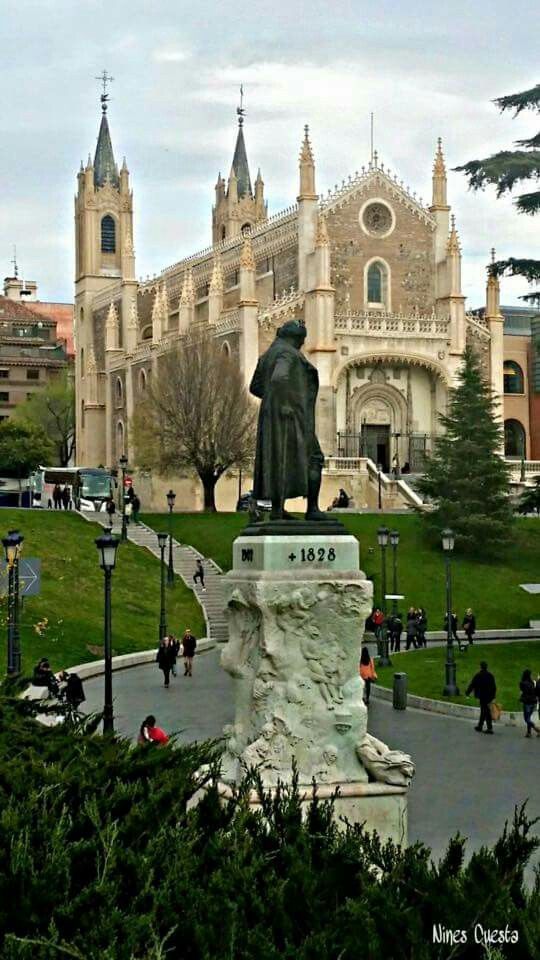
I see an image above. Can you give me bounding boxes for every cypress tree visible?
[417,346,513,554]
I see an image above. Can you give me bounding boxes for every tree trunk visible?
[201,475,217,512]
[17,477,22,507]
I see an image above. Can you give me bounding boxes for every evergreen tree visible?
[517,475,540,515]
[455,83,540,303]
[417,346,513,554]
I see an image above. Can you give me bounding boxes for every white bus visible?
[29,466,116,512]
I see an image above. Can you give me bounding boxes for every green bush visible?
[0,695,539,959]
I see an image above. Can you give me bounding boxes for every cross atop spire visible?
[95,70,114,113]
[237,84,245,126]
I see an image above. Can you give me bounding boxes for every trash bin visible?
[393,672,407,710]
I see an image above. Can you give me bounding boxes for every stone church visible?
[75,96,509,493]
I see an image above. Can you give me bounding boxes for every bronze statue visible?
[250,319,327,522]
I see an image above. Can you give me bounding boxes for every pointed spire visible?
[240,234,255,271]
[180,267,195,305]
[447,214,461,255]
[229,105,252,199]
[431,137,448,208]
[298,125,317,200]
[94,110,119,188]
[315,212,329,247]
[486,248,502,318]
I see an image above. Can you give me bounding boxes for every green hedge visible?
[1,694,539,959]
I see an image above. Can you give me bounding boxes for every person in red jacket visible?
[137,715,169,746]
[359,646,378,705]
[371,608,385,640]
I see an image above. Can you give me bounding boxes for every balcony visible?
[334,311,450,338]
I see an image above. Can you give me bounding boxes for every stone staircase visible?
[81,513,229,644]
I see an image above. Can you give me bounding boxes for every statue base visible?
[220,532,413,845]
[242,517,349,537]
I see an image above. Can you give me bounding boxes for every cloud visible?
[152,48,190,63]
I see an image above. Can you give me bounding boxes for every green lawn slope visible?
[0,509,204,675]
[142,512,540,629]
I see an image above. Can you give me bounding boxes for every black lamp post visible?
[3,530,24,675]
[119,453,128,541]
[377,465,383,510]
[389,529,400,615]
[376,526,391,667]
[95,529,120,734]
[157,531,168,642]
[442,528,459,697]
[166,489,176,586]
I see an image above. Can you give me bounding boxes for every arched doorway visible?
[504,418,525,458]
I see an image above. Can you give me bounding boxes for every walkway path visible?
[81,513,228,643]
[83,649,540,871]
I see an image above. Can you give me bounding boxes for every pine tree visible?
[455,83,540,303]
[417,346,513,554]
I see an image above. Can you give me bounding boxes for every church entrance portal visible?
[364,425,390,472]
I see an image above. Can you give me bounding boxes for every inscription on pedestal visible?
[233,534,359,573]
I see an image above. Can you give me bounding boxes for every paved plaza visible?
[84,648,540,869]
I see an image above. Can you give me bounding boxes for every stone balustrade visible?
[335,312,450,338]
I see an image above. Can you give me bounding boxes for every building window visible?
[0,370,8,379]
[503,361,524,394]
[222,341,231,358]
[504,418,526,458]
[365,259,390,309]
[116,377,123,404]
[0,392,9,402]
[241,223,251,235]
[221,225,226,240]
[81,399,85,429]
[139,368,147,392]
[367,263,382,302]
[26,369,39,380]
[116,420,125,458]
[80,348,85,377]
[101,215,116,253]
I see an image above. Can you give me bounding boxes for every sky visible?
[1,0,538,308]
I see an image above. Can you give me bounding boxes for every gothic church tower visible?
[74,80,135,465]
[212,98,267,243]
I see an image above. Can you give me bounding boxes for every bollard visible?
[393,672,407,710]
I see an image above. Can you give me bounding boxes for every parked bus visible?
[29,467,116,512]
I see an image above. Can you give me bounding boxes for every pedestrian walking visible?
[406,607,417,650]
[388,612,403,653]
[519,669,540,738]
[156,637,175,688]
[53,484,62,509]
[182,628,197,676]
[372,607,384,641]
[105,496,116,527]
[193,559,206,592]
[61,485,71,510]
[137,715,169,746]
[466,660,496,734]
[462,608,476,648]
[416,607,428,648]
[169,635,180,677]
[359,646,377,705]
[444,611,459,645]
[131,492,141,523]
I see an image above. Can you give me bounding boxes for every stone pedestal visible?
[220,530,412,843]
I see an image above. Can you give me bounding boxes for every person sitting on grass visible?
[32,658,60,697]
[137,715,169,746]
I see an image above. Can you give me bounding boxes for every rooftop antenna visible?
[95,69,114,113]
[236,84,245,126]
[10,245,18,278]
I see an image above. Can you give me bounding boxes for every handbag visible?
[490,701,502,722]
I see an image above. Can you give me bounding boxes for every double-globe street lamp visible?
[157,531,168,642]
[3,530,24,676]
[95,529,120,734]
[376,526,391,667]
[166,489,176,587]
[119,453,129,541]
[442,528,459,697]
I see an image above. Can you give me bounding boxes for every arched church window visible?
[222,341,231,358]
[367,263,383,303]
[141,325,152,341]
[504,418,526,458]
[80,399,85,429]
[116,420,125,459]
[139,368,147,392]
[115,377,123,404]
[241,223,251,235]
[80,348,85,377]
[101,215,116,253]
[504,361,524,394]
[221,225,226,240]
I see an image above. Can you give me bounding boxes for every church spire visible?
[298,125,317,200]
[93,72,119,189]
[431,137,448,209]
[228,86,252,199]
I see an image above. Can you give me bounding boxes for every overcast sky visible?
[2,0,538,307]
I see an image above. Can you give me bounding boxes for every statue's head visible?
[277,319,306,348]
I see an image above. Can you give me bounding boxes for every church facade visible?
[75,99,516,480]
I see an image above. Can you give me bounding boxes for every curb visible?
[372,683,520,726]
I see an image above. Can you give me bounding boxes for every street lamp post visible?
[389,529,400,616]
[377,526,391,667]
[442,528,459,697]
[157,531,168,642]
[3,530,24,675]
[377,465,383,510]
[95,529,120,734]
[166,489,176,587]
[119,453,128,541]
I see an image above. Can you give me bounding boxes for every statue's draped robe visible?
[250,338,324,501]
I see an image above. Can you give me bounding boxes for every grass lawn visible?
[375,641,540,711]
[0,509,204,676]
[141,512,540,629]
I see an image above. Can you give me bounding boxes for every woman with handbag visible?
[519,669,540,738]
[359,646,378,705]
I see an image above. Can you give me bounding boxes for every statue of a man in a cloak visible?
[249,319,327,522]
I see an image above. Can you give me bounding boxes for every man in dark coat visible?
[466,660,496,733]
[250,319,326,521]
